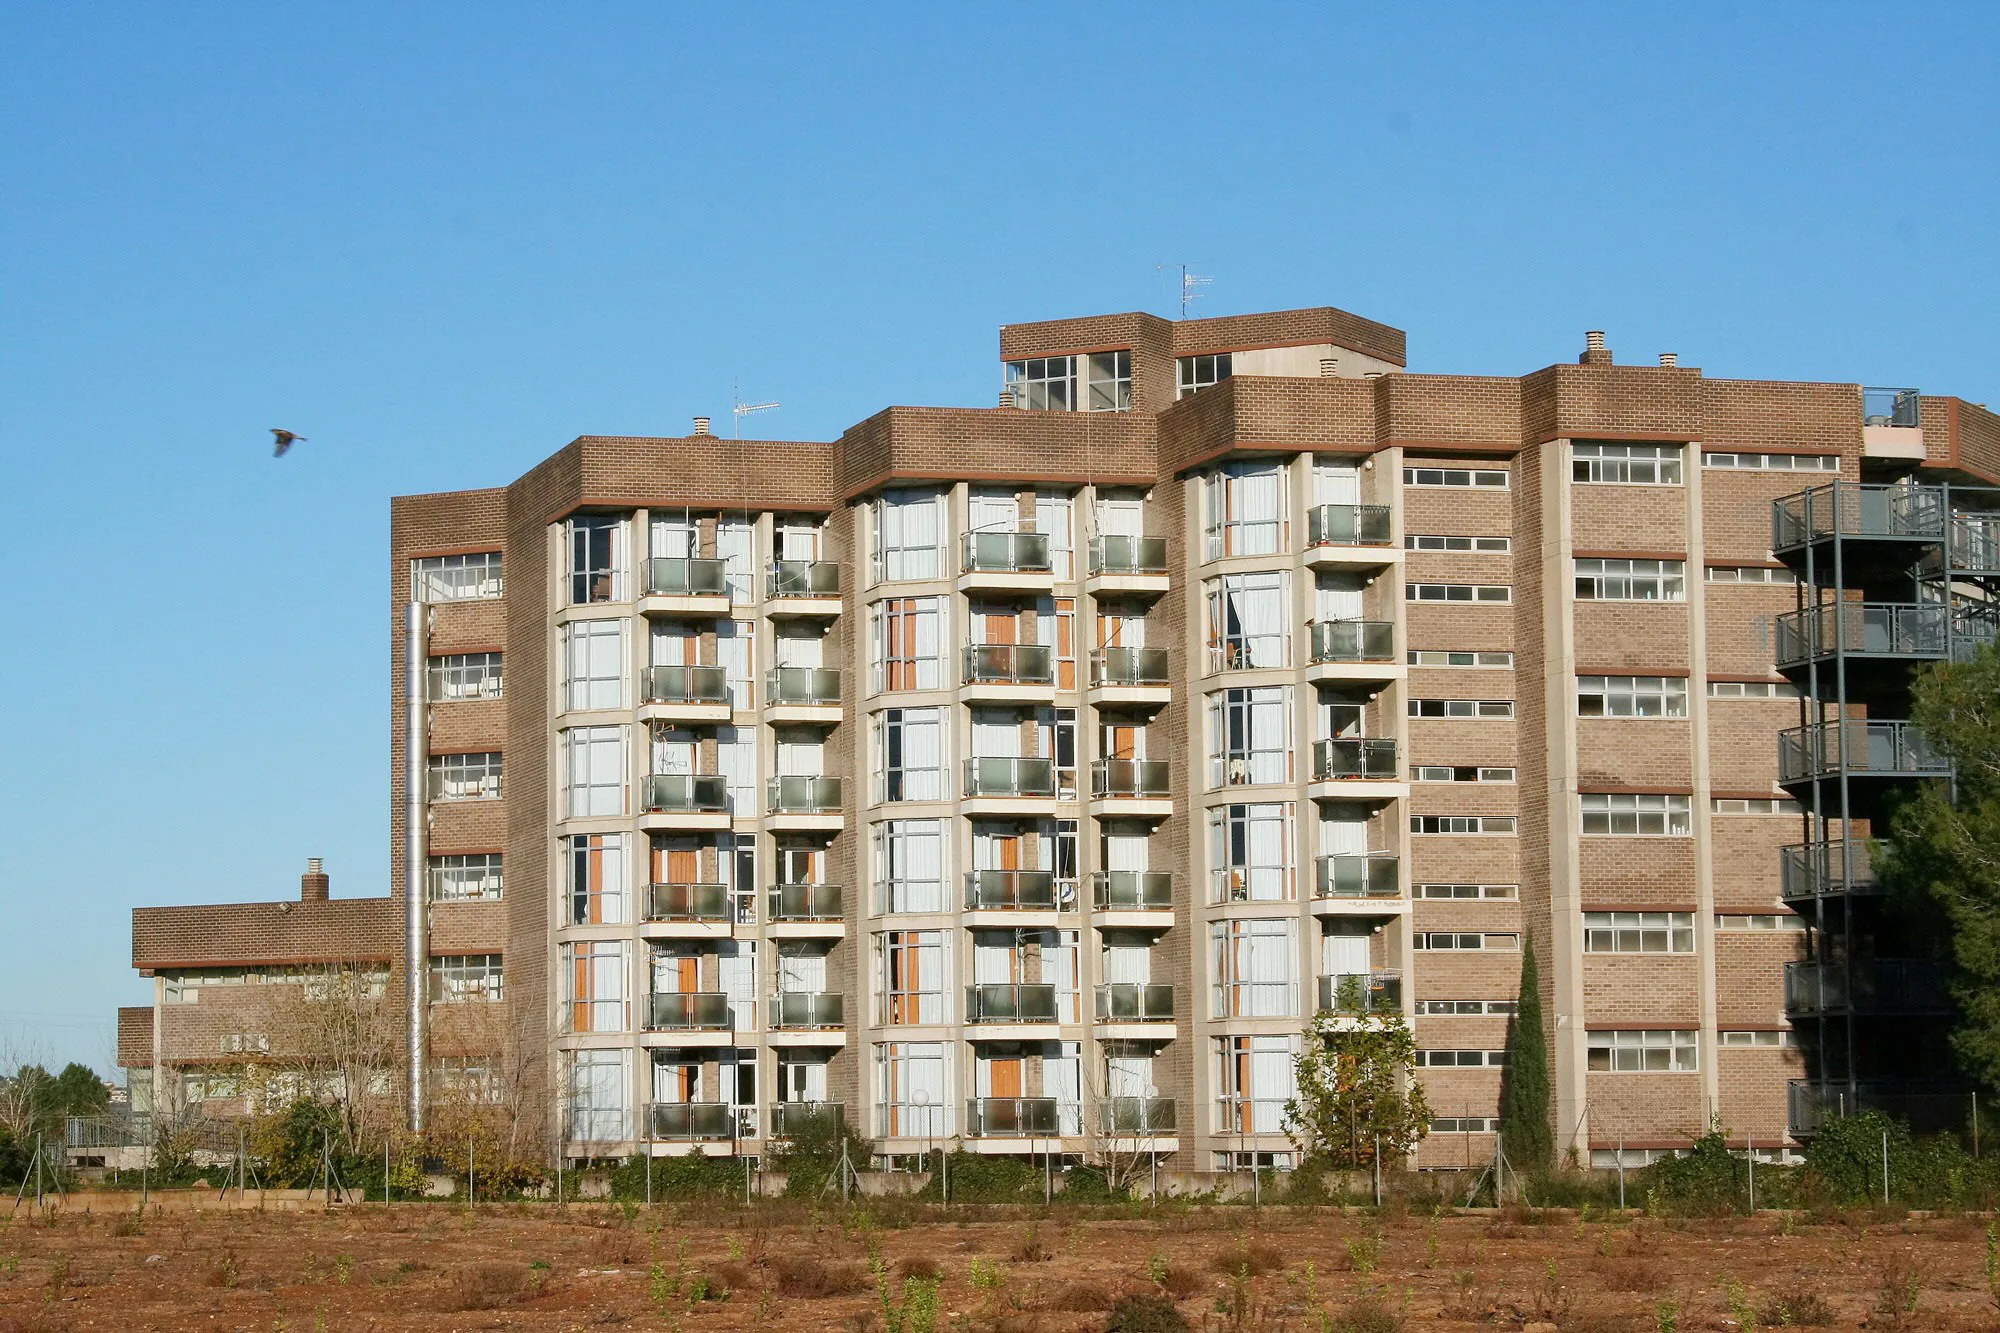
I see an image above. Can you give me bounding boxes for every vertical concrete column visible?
[1685,456,1724,1121]
[1540,442,1590,1161]
[406,599,430,1133]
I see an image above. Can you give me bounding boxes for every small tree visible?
[1498,937,1552,1173]
[1285,1007,1429,1170]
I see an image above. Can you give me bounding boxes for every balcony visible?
[963,982,1060,1024]
[1784,960,1950,1016]
[963,643,1056,692]
[642,557,731,613]
[962,756,1058,802]
[765,666,843,710]
[768,1101,845,1140]
[641,774,732,825]
[1088,535,1168,576]
[1306,620,1399,684]
[1091,871,1173,913]
[1775,603,1966,671]
[643,881,730,924]
[1092,758,1170,800]
[641,1101,741,1142]
[1307,503,1394,548]
[1312,738,1398,781]
[964,868,1062,912]
[1787,1080,1967,1138]
[1318,971,1403,1015]
[1771,482,1945,560]
[769,882,844,922]
[1313,853,1401,902]
[766,559,841,608]
[768,991,845,1030]
[1089,646,1170,689]
[1777,721,1947,785]
[645,992,733,1031]
[962,530,1053,575]
[768,775,842,816]
[965,1097,1063,1138]
[1099,1097,1176,1136]
[641,665,731,719]
[1094,982,1174,1023]
[1864,386,1922,429]
[1780,840,1882,905]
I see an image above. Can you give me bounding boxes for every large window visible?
[567,515,628,604]
[429,954,503,1003]
[429,751,501,801]
[876,931,947,1024]
[1577,675,1688,718]
[1205,572,1289,670]
[873,489,945,582]
[872,597,945,692]
[566,833,629,925]
[563,940,629,1034]
[876,708,946,803]
[412,552,503,603]
[428,652,503,702]
[1210,919,1298,1017]
[1584,912,1695,953]
[428,853,502,903]
[1209,803,1294,902]
[1572,442,1683,485]
[1178,353,1232,399]
[563,619,625,711]
[566,1050,628,1142]
[563,726,627,817]
[1215,1034,1295,1134]
[1202,462,1286,559]
[1086,351,1131,412]
[1574,558,1685,602]
[1580,793,1692,835]
[873,819,948,914]
[1005,356,1075,410]
[1587,1029,1698,1073]
[1208,686,1292,787]
[876,1041,949,1138]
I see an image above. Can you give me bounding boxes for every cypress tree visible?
[1498,934,1553,1173]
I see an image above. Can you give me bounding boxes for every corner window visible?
[1086,351,1132,412]
[428,853,503,903]
[428,652,503,702]
[567,516,628,604]
[429,954,503,1003]
[1005,356,1076,410]
[1202,462,1287,559]
[872,490,945,583]
[429,752,501,801]
[1177,353,1232,399]
[412,552,503,603]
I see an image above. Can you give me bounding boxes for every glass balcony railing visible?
[644,881,730,922]
[643,664,730,706]
[769,882,843,921]
[965,1096,1061,1137]
[1308,619,1396,664]
[768,775,842,814]
[1784,960,1949,1016]
[964,869,1060,910]
[1099,1096,1176,1135]
[645,992,732,1031]
[1777,720,1948,783]
[1092,870,1173,910]
[964,982,1059,1023]
[644,557,729,597]
[1780,840,1880,901]
[1312,738,1399,781]
[1787,1081,1968,1138]
[642,1101,741,1141]
[962,530,1053,574]
[643,774,730,813]
[769,991,844,1029]
[1089,646,1169,687]
[1092,758,1169,798]
[1094,982,1174,1022]
[1943,515,2000,574]
[1863,386,1922,428]
[1314,853,1401,899]
[1772,482,1946,551]
[963,756,1058,798]
[768,1101,844,1139]
[1307,503,1394,547]
[1318,971,1403,1015]
[1775,603,1959,665]
[963,643,1056,685]
[767,559,839,598]
[1088,535,1168,575]
[765,666,842,705]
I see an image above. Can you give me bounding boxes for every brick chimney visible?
[1579,330,1614,366]
[301,858,329,903]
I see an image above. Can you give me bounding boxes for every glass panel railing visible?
[965,1097,1061,1137]
[963,982,1059,1022]
[769,883,843,921]
[1099,1096,1176,1135]
[963,643,1056,685]
[1307,503,1394,547]
[1092,871,1172,910]
[1772,482,1946,550]
[642,1102,739,1141]
[1317,971,1403,1014]
[767,1101,844,1139]
[645,992,732,1030]
[1777,721,1948,782]
[1780,840,1879,900]
[644,557,729,597]
[1308,619,1396,664]
[1774,603,1951,664]
[1088,535,1168,575]
[1784,960,1950,1015]
[644,881,730,921]
[1787,1080,1968,1138]
[1094,982,1174,1022]
[962,530,1053,574]
[1090,646,1169,686]
[1092,758,1170,798]
[964,869,1059,910]
[1312,738,1399,780]
[643,774,730,812]
[643,665,730,705]
[962,756,1058,798]
[1862,386,1922,428]
[769,992,844,1028]
[1314,853,1401,899]
[768,775,842,814]
[767,560,839,598]
[766,666,842,705]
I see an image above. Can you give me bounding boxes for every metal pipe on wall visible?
[405,600,429,1132]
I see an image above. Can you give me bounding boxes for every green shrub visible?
[1104,1291,1192,1333]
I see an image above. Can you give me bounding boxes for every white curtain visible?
[717,621,753,709]
[1320,806,1369,854]
[1102,943,1150,984]
[901,709,943,800]
[777,522,822,562]
[650,517,694,560]
[570,1051,628,1141]
[718,942,757,1030]
[1313,462,1361,506]
[1238,574,1286,667]
[716,727,756,813]
[1095,495,1143,537]
[1105,1052,1153,1099]
[650,622,697,667]
[968,490,1017,531]
[1244,921,1295,1015]
[776,730,824,778]
[1249,1042,1295,1132]
[566,619,625,711]
[1047,931,1080,1020]
[566,726,627,817]
[780,1054,828,1103]
[775,628,823,669]
[971,709,1018,759]
[1102,827,1149,872]
[879,491,942,580]
[1321,930,1372,977]
[717,519,754,603]
[913,597,943,687]
[1048,1044,1083,1134]
[880,1042,948,1137]
[882,821,946,912]
[1035,493,1073,579]
[1236,465,1282,555]
[778,947,827,992]
[1316,572,1365,621]
[651,726,694,776]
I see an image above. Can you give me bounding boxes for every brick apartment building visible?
[359,301,1996,1173]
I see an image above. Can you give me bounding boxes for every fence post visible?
[1616,1137,1625,1211]
[644,1146,653,1205]
[1975,1091,1982,1160]
[1746,1133,1755,1213]
[468,1136,475,1208]
[1882,1129,1890,1206]
[1372,1134,1382,1207]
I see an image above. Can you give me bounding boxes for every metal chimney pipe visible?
[404,601,429,1133]
[1586,331,1607,351]
[1659,352,1678,368]
[691,417,712,435]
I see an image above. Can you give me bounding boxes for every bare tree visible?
[252,967,401,1154]
[1080,1055,1170,1196]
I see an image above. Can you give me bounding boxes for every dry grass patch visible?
[772,1255,868,1297]
[447,1259,534,1311]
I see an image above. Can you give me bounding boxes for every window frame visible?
[1579,792,1693,836]
[1573,557,1686,602]
[1576,675,1689,719]
[1572,442,1685,485]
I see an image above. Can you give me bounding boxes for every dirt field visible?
[0,1198,1991,1331]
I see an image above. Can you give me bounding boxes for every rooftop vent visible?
[692,416,712,436]
[301,858,329,903]
[1659,352,1678,368]
[998,390,1014,408]
[1319,357,1339,378]
[1580,330,1614,366]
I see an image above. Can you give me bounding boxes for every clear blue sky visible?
[1,3,1995,1073]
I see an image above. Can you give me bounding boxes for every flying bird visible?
[271,429,307,457]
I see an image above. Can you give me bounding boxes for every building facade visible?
[387,303,2000,1171]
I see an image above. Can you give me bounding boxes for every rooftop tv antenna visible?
[1155,262,1211,320]
[731,378,780,438]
